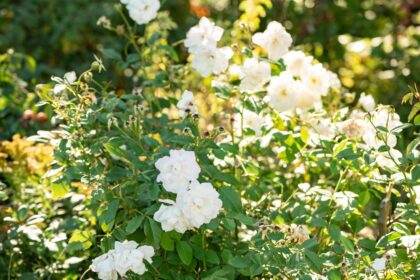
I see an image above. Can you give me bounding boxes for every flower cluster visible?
[185,17,233,77]
[91,240,154,280]
[120,0,160,25]
[154,149,223,233]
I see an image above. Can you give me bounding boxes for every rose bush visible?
[22,0,420,279]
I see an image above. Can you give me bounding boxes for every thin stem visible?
[8,253,14,280]
[79,267,91,280]
[116,7,143,58]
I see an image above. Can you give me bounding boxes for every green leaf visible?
[219,187,242,212]
[51,183,70,200]
[299,238,318,249]
[300,127,310,143]
[125,215,144,234]
[69,230,92,250]
[104,141,129,162]
[411,165,420,182]
[160,232,174,251]
[327,269,341,280]
[232,213,255,226]
[328,225,341,242]
[333,140,348,156]
[207,166,240,186]
[157,45,179,62]
[145,218,162,248]
[340,236,355,252]
[304,250,323,272]
[101,48,122,61]
[176,241,193,265]
[205,250,220,265]
[376,232,402,248]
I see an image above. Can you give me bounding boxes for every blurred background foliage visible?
[0,0,419,140]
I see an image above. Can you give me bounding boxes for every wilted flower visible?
[238,58,271,93]
[290,224,310,243]
[123,0,160,25]
[184,17,224,53]
[155,149,201,194]
[191,46,233,77]
[97,16,111,28]
[252,21,292,60]
[176,181,222,228]
[177,90,198,117]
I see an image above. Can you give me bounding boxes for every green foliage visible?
[0,0,419,279]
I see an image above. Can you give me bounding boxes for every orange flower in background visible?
[189,1,211,17]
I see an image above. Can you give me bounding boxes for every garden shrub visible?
[0,52,52,140]
[0,135,94,279]
[2,0,419,279]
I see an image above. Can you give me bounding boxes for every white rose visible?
[252,21,292,60]
[238,58,271,93]
[309,118,336,145]
[113,241,155,277]
[125,0,160,25]
[294,81,321,111]
[358,93,375,112]
[400,235,420,250]
[372,257,386,271]
[327,71,341,89]
[52,71,77,94]
[177,181,222,228]
[191,46,233,77]
[91,251,118,280]
[266,71,297,112]
[177,90,198,117]
[184,17,224,53]
[376,149,402,170]
[153,201,191,233]
[363,107,401,148]
[337,118,369,138]
[138,245,155,263]
[301,63,331,96]
[283,50,313,77]
[236,109,270,137]
[155,149,201,194]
